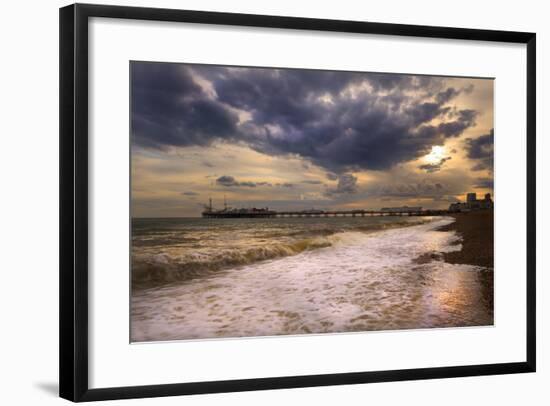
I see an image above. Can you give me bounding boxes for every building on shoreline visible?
[448,192,493,213]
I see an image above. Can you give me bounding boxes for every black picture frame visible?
[59,3,536,402]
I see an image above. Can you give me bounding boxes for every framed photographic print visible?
[59,3,536,402]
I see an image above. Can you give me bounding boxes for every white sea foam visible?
[131,217,493,342]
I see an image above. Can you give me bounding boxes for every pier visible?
[202,208,449,219]
[201,197,449,218]
[275,209,447,217]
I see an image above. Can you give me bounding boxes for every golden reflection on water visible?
[431,267,493,327]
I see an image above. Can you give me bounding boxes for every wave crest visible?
[132,218,435,289]
[132,236,333,289]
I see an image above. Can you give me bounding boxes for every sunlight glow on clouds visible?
[131,62,493,217]
[424,146,446,164]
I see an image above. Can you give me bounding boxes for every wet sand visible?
[437,210,494,269]
[437,210,494,315]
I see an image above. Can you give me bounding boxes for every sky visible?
[131,62,494,218]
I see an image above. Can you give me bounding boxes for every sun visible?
[424,145,446,164]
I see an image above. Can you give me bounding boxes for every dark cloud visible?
[301,180,323,185]
[216,175,236,186]
[465,129,494,172]
[216,175,285,188]
[326,172,338,181]
[435,87,460,104]
[216,175,257,188]
[131,62,239,149]
[276,182,295,188]
[337,174,358,193]
[406,102,450,126]
[474,178,494,189]
[365,73,442,93]
[418,156,452,173]
[182,191,199,196]
[463,84,474,94]
[436,109,477,137]
[132,63,480,172]
[325,173,358,195]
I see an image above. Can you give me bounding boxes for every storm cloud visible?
[215,175,291,188]
[131,63,239,149]
[418,156,452,173]
[301,180,324,185]
[216,175,262,188]
[325,173,359,195]
[465,129,494,172]
[474,177,494,189]
[131,62,479,173]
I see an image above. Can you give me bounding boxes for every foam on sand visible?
[131,217,493,342]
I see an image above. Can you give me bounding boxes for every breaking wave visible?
[132,236,331,288]
[131,216,494,342]
[131,218,432,289]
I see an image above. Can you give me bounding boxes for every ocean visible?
[131,216,493,342]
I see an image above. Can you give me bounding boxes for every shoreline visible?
[436,210,494,269]
[435,210,494,315]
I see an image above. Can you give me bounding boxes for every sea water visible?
[131,216,493,341]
